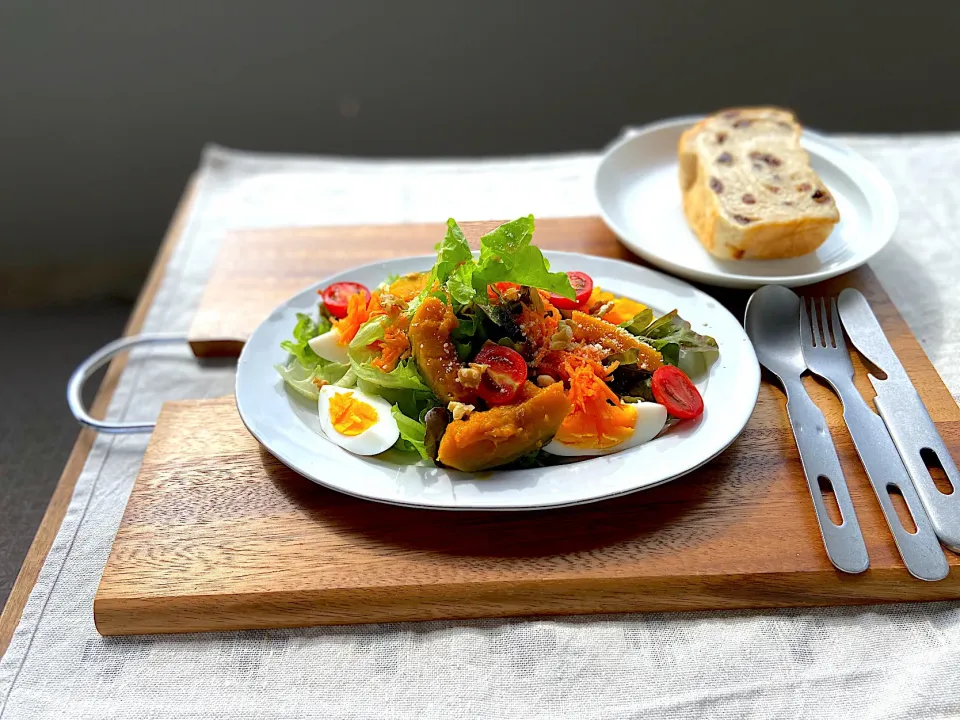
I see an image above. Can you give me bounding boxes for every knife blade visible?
[838,288,960,551]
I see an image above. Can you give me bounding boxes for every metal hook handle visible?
[67,333,188,434]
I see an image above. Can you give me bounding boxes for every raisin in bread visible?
[678,107,839,260]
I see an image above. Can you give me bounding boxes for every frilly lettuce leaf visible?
[275,358,349,401]
[470,215,574,300]
[349,315,389,350]
[280,312,331,369]
[414,215,575,308]
[350,356,429,391]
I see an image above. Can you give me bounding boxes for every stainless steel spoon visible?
[745,285,869,573]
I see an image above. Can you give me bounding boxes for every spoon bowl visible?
[744,285,804,381]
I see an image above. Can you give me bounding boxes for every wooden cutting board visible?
[95,218,960,636]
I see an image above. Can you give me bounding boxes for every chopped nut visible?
[457,363,488,389]
[592,301,615,318]
[549,321,575,351]
[378,292,407,311]
[448,401,475,422]
[536,374,556,387]
[311,377,329,390]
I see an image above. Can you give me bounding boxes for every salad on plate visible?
[275,215,718,472]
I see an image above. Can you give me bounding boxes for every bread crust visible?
[678,107,839,260]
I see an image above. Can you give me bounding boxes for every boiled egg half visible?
[543,401,667,457]
[317,385,399,455]
[308,326,350,364]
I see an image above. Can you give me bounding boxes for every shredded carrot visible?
[554,360,636,449]
[517,292,560,348]
[335,292,373,345]
[372,322,410,372]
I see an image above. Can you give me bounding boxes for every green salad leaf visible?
[279,312,331,369]
[349,315,389,350]
[350,357,429,391]
[351,357,437,418]
[620,308,718,374]
[413,216,575,309]
[391,406,430,460]
[619,308,654,335]
[276,310,343,397]
[449,303,489,360]
[433,219,474,286]
[274,359,349,401]
[632,310,718,354]
[470,215,574,300]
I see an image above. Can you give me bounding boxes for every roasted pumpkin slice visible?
[409,296,476,403]
[569,311,662,371]
[438,382,571,472]
[387,272,430,302]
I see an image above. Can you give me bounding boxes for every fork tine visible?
[799,296,813,347]
[818,297,832,348]
[829,297,845,350]
[803,298,820,347]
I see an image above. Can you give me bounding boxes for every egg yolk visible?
[328,391,379,436]
[554,363,637,449]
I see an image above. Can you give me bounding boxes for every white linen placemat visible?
[2,139,959,719]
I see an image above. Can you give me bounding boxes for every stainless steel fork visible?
[800,296,948,581]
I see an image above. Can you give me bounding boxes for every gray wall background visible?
[2,0,959,293]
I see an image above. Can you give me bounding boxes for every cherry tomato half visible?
[487,281,520,303]
[547,271,593,310]
[321,281,370,319]
[473,342,528,406]
[651,365,704,420]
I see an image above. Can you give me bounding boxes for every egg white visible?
[308,326,351,364]
[317,385,400,455]
[542,401,667,457]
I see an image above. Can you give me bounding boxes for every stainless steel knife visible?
[838,288,960,551]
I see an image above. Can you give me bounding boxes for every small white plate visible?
[236,252,760,511]
[595,117,898,288]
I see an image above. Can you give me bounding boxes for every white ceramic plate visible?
[236,252,760,510]
[595,117,898,288]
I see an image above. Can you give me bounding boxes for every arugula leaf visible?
[470,215,574,300]
[391,406,430,460]
[279,312,331,369]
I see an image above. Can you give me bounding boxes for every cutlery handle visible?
[875,390,960,551]
[784,380,869,573]
[835,389,949,581]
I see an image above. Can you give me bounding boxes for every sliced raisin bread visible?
[678,107,839,260]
